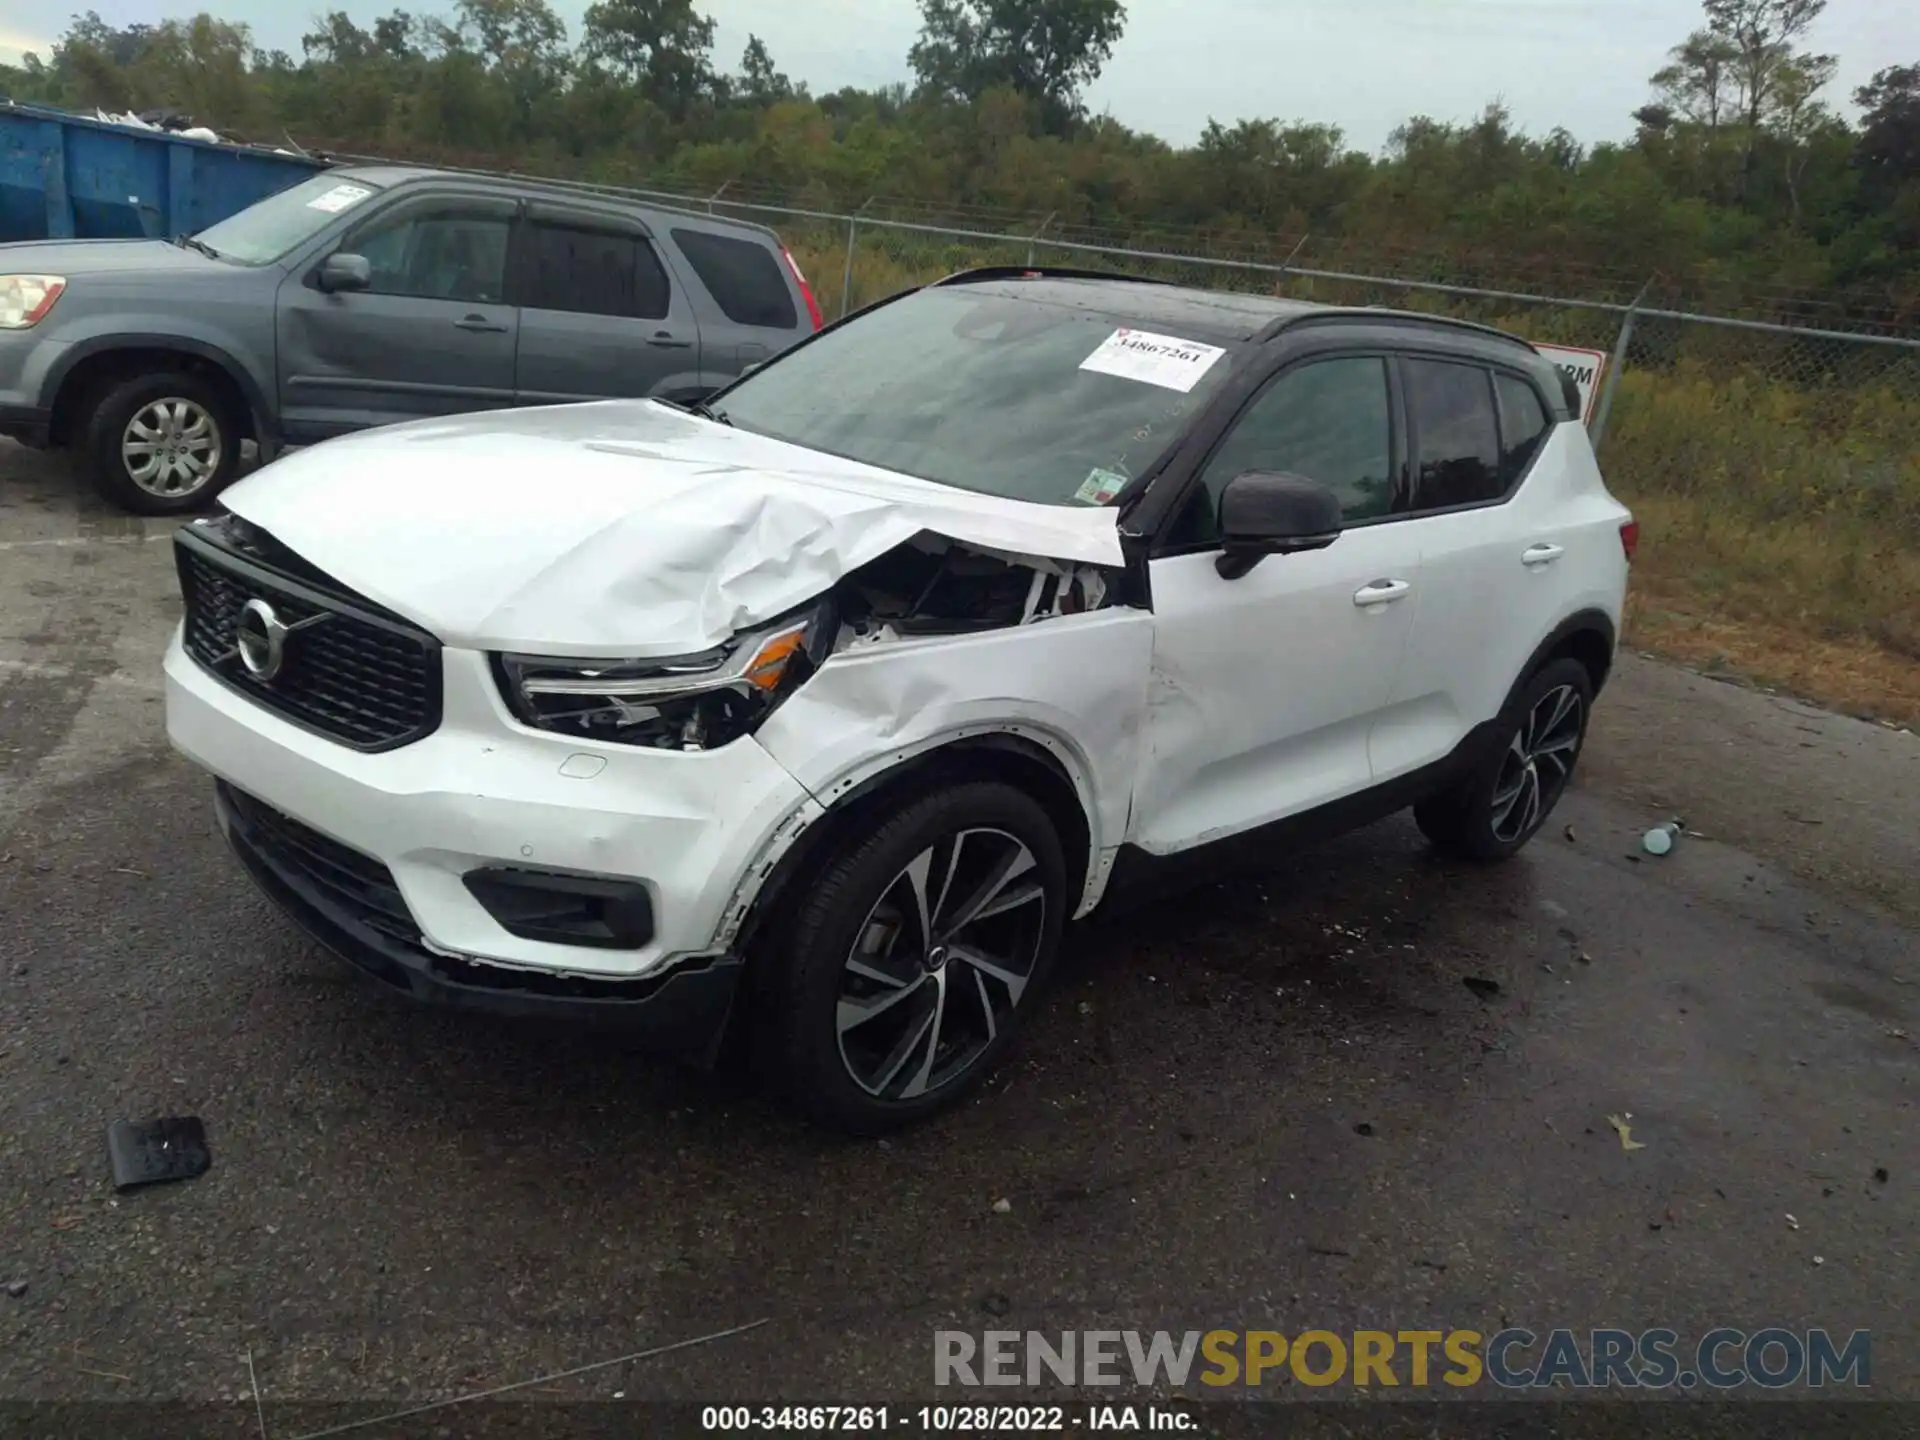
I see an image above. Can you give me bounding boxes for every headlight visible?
[495,606,832,751]
[0,275,66,329]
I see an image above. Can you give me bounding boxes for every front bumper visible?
[0,332,67,446]
[166,628,822,1036]
[215,782,744,1048]
[0,401,50,447]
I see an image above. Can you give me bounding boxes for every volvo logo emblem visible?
[236,598,290,681]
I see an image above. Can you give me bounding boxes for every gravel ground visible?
[2,443,1915,1429]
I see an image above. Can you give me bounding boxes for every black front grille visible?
[223,785,428,957]
[176,522,442,751]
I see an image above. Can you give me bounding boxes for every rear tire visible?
[1415,657,1593,862]
[82,370,241,516]
[757,781,1067,1135]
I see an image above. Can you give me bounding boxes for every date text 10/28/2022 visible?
[702,1407,1194,1432]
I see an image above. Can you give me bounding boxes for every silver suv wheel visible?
[834,827,1047,1102]
[1491,683,1585,844]
[122,398,223,498]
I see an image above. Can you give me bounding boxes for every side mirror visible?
[1215,470,1344,580]
[317,252,371,294]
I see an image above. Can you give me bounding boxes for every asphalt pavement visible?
[2,443,1916,1428]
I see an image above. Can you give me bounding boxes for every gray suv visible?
[0,166,822,514]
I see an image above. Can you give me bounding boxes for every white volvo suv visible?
[164,270,1634,1132]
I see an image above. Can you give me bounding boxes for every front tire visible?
[1415,657,1594,861]
[760,781,1068,1135]
[82,371,241,516]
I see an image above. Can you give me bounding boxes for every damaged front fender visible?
[754,607,1154,918]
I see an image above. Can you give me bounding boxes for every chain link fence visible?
[334,154,1920,661]
[693,189,1918,661]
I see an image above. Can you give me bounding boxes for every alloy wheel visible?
[834,827,1048,1102]
[122,398,223,498]
[1491,683,1584,844]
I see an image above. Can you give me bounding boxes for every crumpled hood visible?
[220,400,1125,658]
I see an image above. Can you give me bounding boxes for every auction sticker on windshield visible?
[1074,467,1130,504]
[307,183,374,214]
[1080,329,1226,393]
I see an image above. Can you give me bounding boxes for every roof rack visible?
[934,265,1175,288]
[334,158,786,239]
[1259,305,1536,349]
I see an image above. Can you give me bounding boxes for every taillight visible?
[783,248,823,331]
[1619,518,1640,563]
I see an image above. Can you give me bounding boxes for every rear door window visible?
[1404,358,1503,511]
[671,229,797,330]
[521,222,671,320]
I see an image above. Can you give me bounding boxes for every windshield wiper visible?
[656,397,733,426]
[173,234,222,260]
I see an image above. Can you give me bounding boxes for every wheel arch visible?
[1445,610,1616,785]
[1517,608,1617,705]
[729,728,1100,965]
[45,335,270,448]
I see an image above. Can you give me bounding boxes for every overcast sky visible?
[2,0,1916,151]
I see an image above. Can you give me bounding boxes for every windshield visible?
[192,173,385,265]
[712,285,1241,506]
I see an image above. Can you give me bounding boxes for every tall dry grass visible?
[1602,366,1920,665]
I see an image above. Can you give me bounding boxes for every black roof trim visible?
[1257,306,1539,352]
[348,165,787,244]
[933,273,1538,354]
[933,266,1175,289]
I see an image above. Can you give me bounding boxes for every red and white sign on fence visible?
[1534,344,1610,425]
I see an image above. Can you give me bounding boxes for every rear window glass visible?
[1495,372,1552,486]
[522,225,670,320]
[671,228,797,330]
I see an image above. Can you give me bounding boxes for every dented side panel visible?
[753,611,1155,915]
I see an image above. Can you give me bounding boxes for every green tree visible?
[27,12,159,111]
[287,10,431,143]
[1701,0,1833,195]
[140,15,262,128]
[909,0,1126,132]
[3,0,1914,303]
[1649,30,1742,130]
[737,35,794,105]
[581,0,715,118]
[1851,64,1920,259]
[1767,52,1838,224]
[453,0,570,141]
[1855,65,1920,194]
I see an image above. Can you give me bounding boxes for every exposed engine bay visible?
[497,532,1125,754]
[834,533,1118,648]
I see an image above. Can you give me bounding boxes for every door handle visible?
[454,314,508,333]
[1522,543,1567,567]
[1353,579,1412,607]
[647,332,694,349]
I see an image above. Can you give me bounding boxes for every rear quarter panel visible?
[1368,421,1628,783]
[655,213,812,382]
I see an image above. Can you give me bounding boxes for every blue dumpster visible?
[0,102,325,244]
